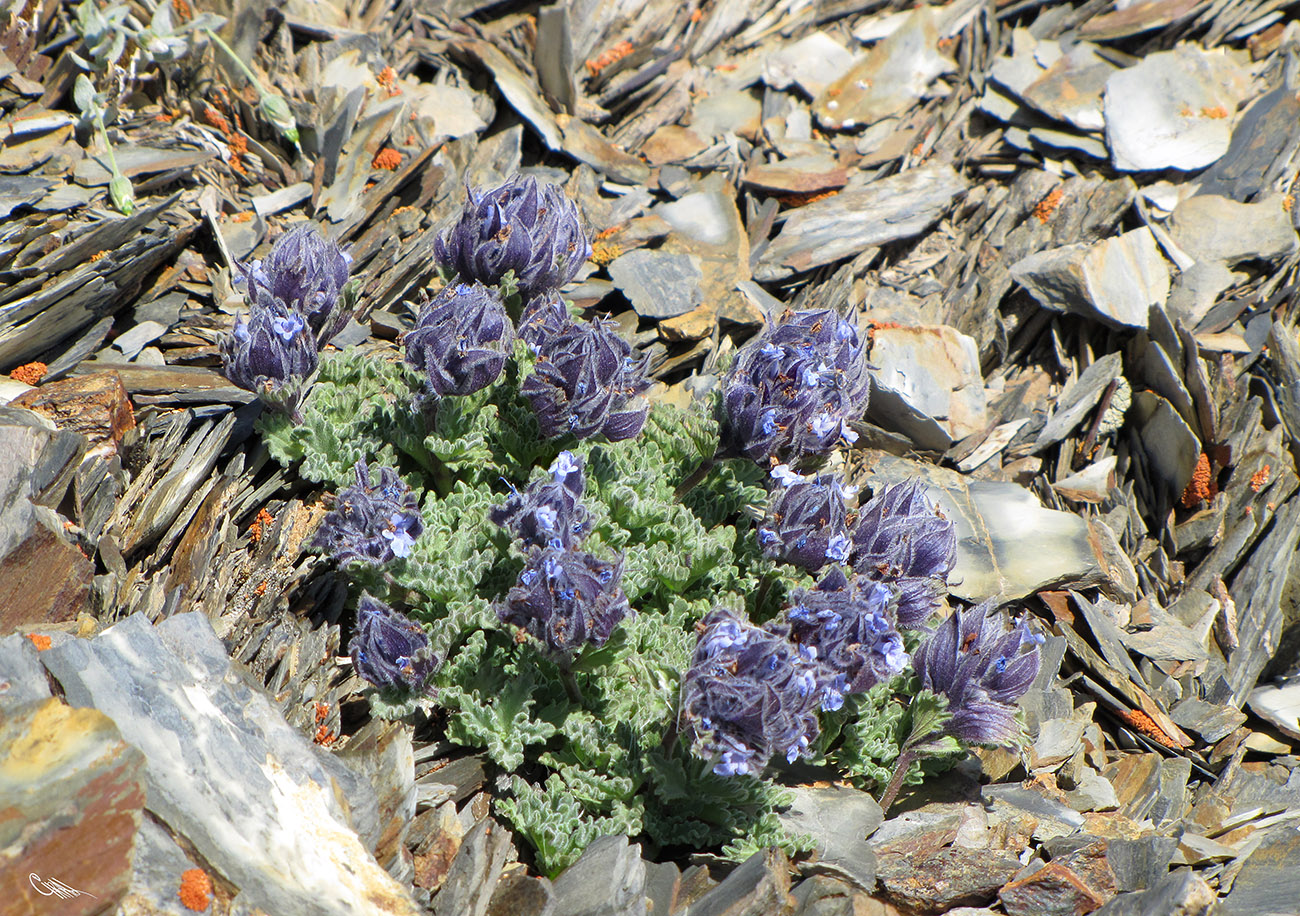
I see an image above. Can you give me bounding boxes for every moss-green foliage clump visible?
[261,346,911,875]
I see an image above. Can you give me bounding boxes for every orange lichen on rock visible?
[9,362,47,385]
[1181,452,1214,507]
[585,40,634,76]
[376,65,401,97]
[314,724,337,746]
[372,148,403,170]
[25,633,52,651]
[1250,464,1271,492]
[1033,187,1064,223]
[90,250,108,262]
[775,188,840,208]
[231,211,253,223]
[178,868,213,911]
[1200,105,1229,118]
[1117,708,1179,749]
[591,240,622,265]
[248,508,274,543]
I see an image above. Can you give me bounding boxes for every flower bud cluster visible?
[913,601,1043,746]
[222,223,354,418]
[349,594,439,694]
[314,459,425,566]
[719,308,871,465]
[412,174,650,441]
[760,469,956,629]
[494,452,631,655]
[680,608,823,777]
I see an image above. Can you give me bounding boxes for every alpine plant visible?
[405,282,515,397]
[349,594,440,694]
[314,459,424,565]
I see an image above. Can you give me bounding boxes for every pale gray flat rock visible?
[1247,681,1300,741]
[762,32,855,98]
[868,324,988,441]
[551,835,647,916]
[1103,46,1253,172]
[778,784,883,891]
[1166,194,1299,266]
[607,248,702,319]
[40,612,418,916]
[1011,228,1169,329]
[757,163,966,279]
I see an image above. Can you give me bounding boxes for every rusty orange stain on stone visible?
[1200,105,1229,118]
[25,633,51,651]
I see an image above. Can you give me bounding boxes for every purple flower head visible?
[349,595,439,693]
[850,480,956,627]
[435,174,592,298]
[912,602,1042,746]
[221,297,319,419]
[775,568,908,706]
[519,289,574,352]
[680,608,823,777]
[757,472,852,573]
[314,460,425,566]
[239,222,353,344]
[490,451,589,549]
[404,282,515,397]
[497,544,631,654]
[522,317,652,441]
[719,308,871,465]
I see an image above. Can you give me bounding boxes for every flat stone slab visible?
[40,612,419,916]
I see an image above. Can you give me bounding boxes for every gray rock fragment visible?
[1066,768,1119,813]
[607,248,703,319]
[779,784,883,891]
[1035,352,1125,450]
[1132,391,1201,496]
[690,847,793,916]
[1105,836,1179,892]
[0,633,51,714]
[1247,681,1300,741]
[762,32,855,97]
[40,613,416,916]
[1222,828,1300,916]
[867,325,988,441]
[1094,870,1215,916]
[1167,194,1299,266]
[1103,46,1252,172]
[551,835,647,916]
[433,817,514,916]
[1011,228,1169,329]
[757,164,966,280]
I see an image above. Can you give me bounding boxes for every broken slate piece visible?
[813,6,951,130]
[607,248,702,319]
[1010,228,1169,330]
[1020,42,1117,132]
[40,613,419,916]
[878,845,1021,914]
[1035,352,1125,450]
[1103,46,1252,172]
[778,784,883,891]
[1166,194,1299,266]
[757,163,966,279]
[1132,390,1201,496]
[1222,827,1300,916]
[1247,681,1300,741]
[1094,870,1215,916]
[867,324,988,441]
[762,32,855,98]
[689,847,793,916]
[551,835,646,916]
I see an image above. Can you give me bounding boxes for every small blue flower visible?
[825,533,850,562]
[314,461,424,567]
[770,464,804,487]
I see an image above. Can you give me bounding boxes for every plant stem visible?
[557,658,585,705]
[205,28,264,92]
[877,747,918,813]
[673,456,716,501]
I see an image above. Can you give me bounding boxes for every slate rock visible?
[878,845,1022,914]
[432,817,513,916]
[1223,826,1300,916]
[1247,681,1300,741]
[1067,769,1120,813]
[1035,352,1125,450]
[607,248,703,319]
[1105,836,1179,892]
[999,860,1112,916]
[757,164,966,279]
[789,874,875,916]
[1093,870,1215,916]
[1171,696,1248,744]
[868,325,988,441]
[1132,390,1201,496]
[690,847,793,916]
[1166,194,1299,266]
[0,698,146,915]
[0,632,51,714]
[778,784,883,891]
[486,872,556,916]
[119,817,212,916]
[551,835,647,916]
[1103,46,1251,172]
[1010,228,1170,330]
[762,32,855,98]
[40,613,417,916]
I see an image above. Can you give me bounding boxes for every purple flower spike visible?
[239,222,354,344]
[519,289,574,352]
[719,308,871,465]
[435,174,592,298]
[522,318,651,441]
[498,545,631,655]
[913,602,1042,746]
[314,460,424,566]
[850,480,956,627]
[490,451,590,549]
[758,472,853,572]
[221,298,319,419]
[349,595,439,693]
[404,282,515,397]
[680,608,823,777]
[776,568,909,706]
